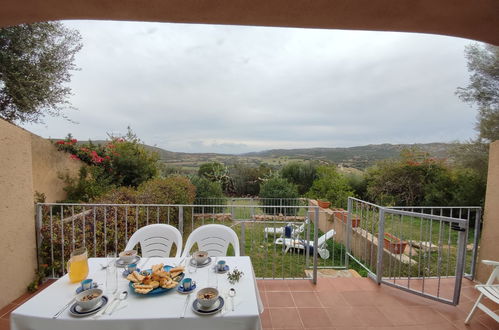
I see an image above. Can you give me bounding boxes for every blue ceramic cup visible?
[217,260,226,271]
[127,263,137,273]
[81,278,93,291]
[182,278,194,290]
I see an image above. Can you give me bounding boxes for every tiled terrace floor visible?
[1,278,497,330]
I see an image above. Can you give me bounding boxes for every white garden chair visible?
[274,229,335,259]
[465,260,499,325]
[263,219,309,239]
[181,224,240,257]
[125,224,183,258]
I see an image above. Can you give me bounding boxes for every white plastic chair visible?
[125,224,183,258]
[465,260,499,325]
[264,219,309,239]
[274,229,335,259]
[181,224,240,257]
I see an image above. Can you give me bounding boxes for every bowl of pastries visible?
[127,263,185,295]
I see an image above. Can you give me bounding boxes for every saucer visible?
[69,296,108,317]
[75,282,98,294]
[192,296,224,315]
[189,257,212,268]
[115,255,141,268]
[214,265,230,274]
[122,268,140,277]
[177,282,197,294]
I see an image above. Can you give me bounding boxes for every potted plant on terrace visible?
[317,200,331,209]
[383,233,407,254]
[331,208,361,228]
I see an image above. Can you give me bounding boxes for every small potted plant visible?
[332,208,361,228]
[383,233,407,254]
[317,200,331,209]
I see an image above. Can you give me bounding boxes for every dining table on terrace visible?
[11,256,263,330]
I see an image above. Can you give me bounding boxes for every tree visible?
[281,161,317,195]
[259,177,300,215]
[0,22,82,123]
[456,44,499,142]
[307,166,354,209]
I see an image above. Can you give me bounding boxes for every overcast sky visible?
[23,20,479,154]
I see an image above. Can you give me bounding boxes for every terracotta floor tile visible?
[258,280,267,292]
[267,280,292,292]
[325,306,365,327]
[298,308,332,328]
[407,306,451,325]
[476,313,498,329]
[332,326,367,330]
[0,304,17,319]
[268,292,296,307]
[424,323,460,330]
[312,279,335,292]
[0,318,9,330]
[269,308,304,329]
[330,278,364,292]
[340,291,377,307]
[378,306,420,326]
[316,291,348,308]
[292,292,322,308]
[451,319,491,330]
[304,327,335,330]
[354,307,393,327]
[261,308,273,329]
[261,291,269,308]
[288,280,315,292]
[432,303,469,322]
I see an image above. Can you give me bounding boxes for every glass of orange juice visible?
[67,247,89,283]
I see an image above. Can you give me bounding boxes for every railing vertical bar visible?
[71,206,75,251]
[35,204,43,276]
[146,206,149,226]
[436,219,443,297]
[82,206,86,247]
[135,206,139,233]
[345,198,352,269]
[156,206,160,224]
[61,205,65,275]
[104,206,107,257]
[93,207,96,257]
[114,206,118,254]
[312,207,319,284]
[50,205,55,278]
[125,206,129,244]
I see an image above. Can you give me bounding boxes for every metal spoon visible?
[109,291,128,315]
[229,288,236,311]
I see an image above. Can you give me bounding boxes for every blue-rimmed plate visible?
[69,295,108,317]
[214,265,230,274]
[177,282,197,294]
[129,265,184,296]
[192,296,224,315]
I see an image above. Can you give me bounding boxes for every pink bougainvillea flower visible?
[56,140,65,145]
[71,139,77,143]
[70,154,80,160]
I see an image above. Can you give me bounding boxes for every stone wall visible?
[0,119,82,309]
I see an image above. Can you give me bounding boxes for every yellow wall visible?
[0,119,82,309]
[476,140,499,283]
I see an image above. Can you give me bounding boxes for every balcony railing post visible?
[376,208,385,285]
[345,197,352,269]
[312,206,319,284]
[469,208,482,280]
[178,206,184,235]
[240,222,246,256]
[35,203,43,274]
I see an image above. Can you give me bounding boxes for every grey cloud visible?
[23,21,477,153]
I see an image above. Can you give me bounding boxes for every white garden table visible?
[11,256,263,330]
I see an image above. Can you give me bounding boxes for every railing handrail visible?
[36,202,320,209]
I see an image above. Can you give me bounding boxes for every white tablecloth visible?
[11,256,263,330]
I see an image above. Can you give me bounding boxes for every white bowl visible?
[197,287,219,308]
[119,250,137,263]
[75,288,103,310]
[193,251,208,264]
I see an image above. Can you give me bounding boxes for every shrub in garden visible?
[55,128,160,202]
[259,177,300,215]
[190,176,226,213]
[230,163,272,196]
[307,166,354,209]
[281,161,317,195]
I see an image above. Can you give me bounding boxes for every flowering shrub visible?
[55,129,160,201]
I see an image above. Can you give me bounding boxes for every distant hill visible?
[62,139,457,172]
